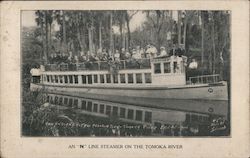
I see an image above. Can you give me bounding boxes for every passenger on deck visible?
[170,44,176,56]
[79,51,87,62]
[108,50,114,60]
[140,47,145,58]
[120,48,126,60]
[159,46,168,57]
[146,44,157,58]
[136,46,141,56]
[188,58,199,84]
[61,53,69,63]
[96,48,103,60]
[125,50,131,60]
[89,52,97,62]
[132,48,141,60]
[177,45,185,57]
[114,50,120,61]
[67,51,73,61]
[189,58,198,69]
[100,49,108,61]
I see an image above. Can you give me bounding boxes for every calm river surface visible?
[22,90,230,137]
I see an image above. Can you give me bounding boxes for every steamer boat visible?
[30,55,228,101]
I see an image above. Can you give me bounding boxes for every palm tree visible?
[45,11,53,56]
[35,11,47,64]
[114,10,126,49]
[125,11,138,50]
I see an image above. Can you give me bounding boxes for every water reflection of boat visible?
[43,92,216,136]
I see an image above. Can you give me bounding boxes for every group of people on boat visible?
[47,44,186,66]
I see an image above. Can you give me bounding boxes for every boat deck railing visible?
[45,58,151,71]
[188,74,221,84]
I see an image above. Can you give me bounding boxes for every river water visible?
[22,90,230,137]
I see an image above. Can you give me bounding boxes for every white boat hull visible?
[31,82,228,101]
[30,82,229,118]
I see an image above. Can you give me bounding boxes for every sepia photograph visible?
[1,1,250,157]
[21,10,231,137]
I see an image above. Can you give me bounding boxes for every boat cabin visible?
[151,55,187,86]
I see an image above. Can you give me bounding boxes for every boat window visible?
[73,99,78,108]
[154,63,161,74]
[186,114,191,122]
[81,100,87,110]
[106,74,111,83]
[203,116,209,122]
[64,98,68,105]
[55,75,58,83]
[59,97,63,105]
[82,75,86,84]
[99,104,105,113]
[112,107,118,116]
[127,109,134,120]
[198,115,203,121]
[47,75,50,82]
[87,101,92,111]
[93,74,98,83]
[74,75,78,84]
[93,103,98,112]
[50,96,54,104]
[145,111,152,123]
[191,114,198,121]
[164,62,171,73]
[135,110,143,121]
[46,96,50,102]
[128,73,133,84]
[144,73,152,83]
[120,108,126,118]
[100,74,105,83]
[59,76,63,83]
[136,74,142,84]
[113,74,118,84]
[51,76,55,83]
[120,74,126,83]
[69,75,73,84]
[68,98,73,107]
[173,61,178,73]
[106,105,111,115]
[55,96,58,105]
[64,75,68,83]
[87,75,92,84]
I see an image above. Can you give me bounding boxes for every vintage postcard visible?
[0,1,249,158]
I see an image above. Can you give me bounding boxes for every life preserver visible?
[208,88,213,93]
